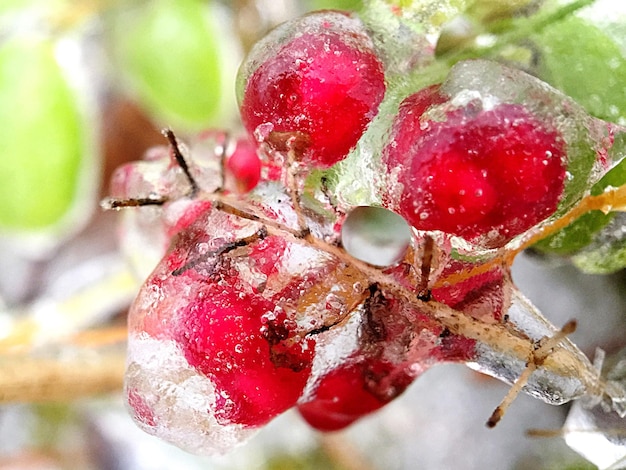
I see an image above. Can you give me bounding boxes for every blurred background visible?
[0,0,624,468]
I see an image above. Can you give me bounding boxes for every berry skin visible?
[432,260,509,323]
[224,137,262,194]
[239,10,386,168]
[297,360,405,431]
[175,283,314,427]
[166,226,315,427]
[384,86,566,248]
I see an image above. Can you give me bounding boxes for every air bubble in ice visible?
[341,206,411,267]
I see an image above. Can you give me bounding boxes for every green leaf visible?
[109,0,230,130]
[534,135,626,259]
[308,0,363,11]
[0,37,83,229]
[362,0,469,35]
[533,15,626,123]
[534,211,613,256]
[466,0,537,23]
[570,212,626,274]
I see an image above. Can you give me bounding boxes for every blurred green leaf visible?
[265,447,343,470]
[0,37,83,229]
[109,0,227,130]
[309,0,363,11]
[0,0,45,14]
[533,15,626,123]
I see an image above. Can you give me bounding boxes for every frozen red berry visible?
[383,88,566,248]
[175,283,314,426]
[125,205,317,429]
[296,285,479,431]
[298,289,414,431]
[224,137,262,193]
[238,10,386,168]
[298,361,404,431]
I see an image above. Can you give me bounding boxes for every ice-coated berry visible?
[175,283,314,426]
[297,289,415,431]
[164,227,316,427]
[298,361,404,431]
[224,137,262,194]
[432,260,510,323]
[297,287,477,431]
[383,86,566,247]
[125,206,318,432]
[238,10,386,168]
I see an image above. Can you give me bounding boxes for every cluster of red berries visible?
[120,8,575,453]
[237,11,566,249]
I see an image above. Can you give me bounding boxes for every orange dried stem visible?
[527,427,626,438]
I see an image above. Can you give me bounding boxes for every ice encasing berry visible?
[383,85,567,248]
[238,10,386,168]
[297,288,475,431]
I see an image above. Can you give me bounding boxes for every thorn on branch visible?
[163,128,199,197]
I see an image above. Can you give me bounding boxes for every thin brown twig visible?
[486,320,578,427]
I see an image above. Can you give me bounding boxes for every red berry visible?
[175,283,313,426]
[297,283,482,431]
[126,207,317,428]
[239,10,385,168]
[297,361,399,431]
[432,260,509,323]
[298,290,414,431]
[225,137,262,193]
[384,91,566,247]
